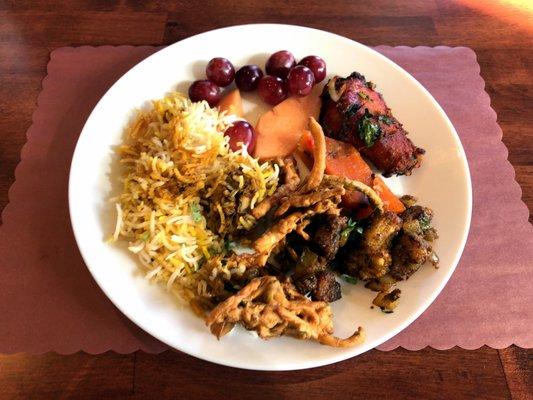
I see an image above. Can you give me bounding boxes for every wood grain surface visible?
[0,0,531,398]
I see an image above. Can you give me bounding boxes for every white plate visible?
[69,24,472,371]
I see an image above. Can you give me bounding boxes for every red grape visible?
[257,76,288,105]
[298,55,327,83]
[265,50,296,79]
[287,65,315,96]
[225,120,256,153]
[206,57,235,87]
[235,65,264,92]
[188,80,222,107]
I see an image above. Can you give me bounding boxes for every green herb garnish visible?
[224,239,236,253]
[190,202,202,223]
[378,115,394,125]
[340,218,363,242]
[419,215,431,231]
[358,110,381,147]
[341,274,358,284]
[357,91,369,100]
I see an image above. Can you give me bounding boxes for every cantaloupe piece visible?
[323,137,373,185]
[254,94,321,160]
[300,131,371,208]
[323,135,373,209]
[299,131,372,184]
[372,176,406,213]
[354,177,406,217]
[218,89,243,117]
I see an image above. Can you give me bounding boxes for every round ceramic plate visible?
[69,24,472,371]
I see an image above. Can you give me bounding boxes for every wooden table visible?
[1,1,531,398]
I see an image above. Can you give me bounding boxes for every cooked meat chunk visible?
[344,212,402,280]
[390,232,432,280]
[312,214,348,259]
[344,248,391,281]
[294,273,318,295]
[342,202,438,284]
[292,247,327,295]
[402,205,430,225]
[401,205,438,241]
[312,271,342,303]
[365,211,403,252]
[372,288,401,313]
[320,72,425,176]
[386,204,438,280]
[378,204,438,280]
[400,194,417,208]
[294,248,328,276]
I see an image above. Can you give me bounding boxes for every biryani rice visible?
[111,92,279,304]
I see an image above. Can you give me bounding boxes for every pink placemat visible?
[0,46,531,354]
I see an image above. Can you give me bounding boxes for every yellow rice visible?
[111,92,278,297]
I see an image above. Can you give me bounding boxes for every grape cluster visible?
[188,52,327,152]
[189,52,326,107]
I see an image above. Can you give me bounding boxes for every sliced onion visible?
[327,76,346,102]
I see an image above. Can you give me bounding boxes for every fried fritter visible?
[205,276,364,347]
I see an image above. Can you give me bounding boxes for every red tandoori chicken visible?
[319,72,425,176]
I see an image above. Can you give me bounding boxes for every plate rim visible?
[68,23,473,371]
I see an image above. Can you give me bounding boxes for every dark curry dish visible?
[202,105,437,347]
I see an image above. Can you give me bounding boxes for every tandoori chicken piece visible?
[320,72,425,176]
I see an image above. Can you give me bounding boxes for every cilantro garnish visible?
[341,274,358,284]
[224,239,236,253]
[358,110,381,147]
[419,215,431,231]
[340,218,363,242]
[190,202,202,223]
